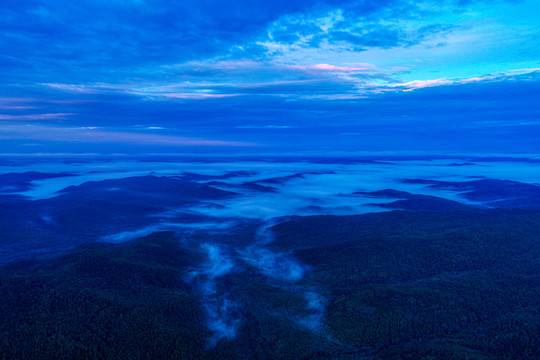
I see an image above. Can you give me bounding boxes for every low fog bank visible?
[3,157,540,267]
[3,156,540,348]
[2,154,540,276]
[4,157,540,206]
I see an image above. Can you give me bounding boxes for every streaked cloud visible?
[0,113,75,121]
[289,63,376,72]
[235,125,296,129]
[394,68,540,92]
[0,124,256,147]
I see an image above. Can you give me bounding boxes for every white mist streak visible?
[188,243,240,348]
[240,222,327,332]
[298,291,326,332]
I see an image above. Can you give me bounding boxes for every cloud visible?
[37,59,391,101]
[235,125,296,129]
[1,0,342,83]
[263,1,459,53]
[162,93,239,100]
[1,0,522,86]
[0,124,256,147]
[394,68,540,92]
[4,68,538,154]
[1,0,539,154]
[290,63,376,72]
[398,79,454,91]
[0,113,75,120]
[38,63,536,101]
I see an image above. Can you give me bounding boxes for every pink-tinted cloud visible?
[290,63,375,72]
[294,94,368,100]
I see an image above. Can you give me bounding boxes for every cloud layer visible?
[1,0,539,154]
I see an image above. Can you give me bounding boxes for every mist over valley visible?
[1,156,540,359]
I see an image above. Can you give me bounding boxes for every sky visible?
[1,0,539,155]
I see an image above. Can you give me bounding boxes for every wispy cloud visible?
[0,124,256,147]
[41,82,240,100]
[289,63,376,72]
[0,113,75,120]
[39,65,540,100]
[394,68,540,92]
[162,93,239,100]
[235,125,296,129]
[398,79,453,91]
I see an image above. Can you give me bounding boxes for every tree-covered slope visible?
[2,210,540,359]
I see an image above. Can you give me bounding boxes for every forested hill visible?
[1,209,540,359]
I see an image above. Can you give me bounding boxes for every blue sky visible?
[1,0,539,154]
